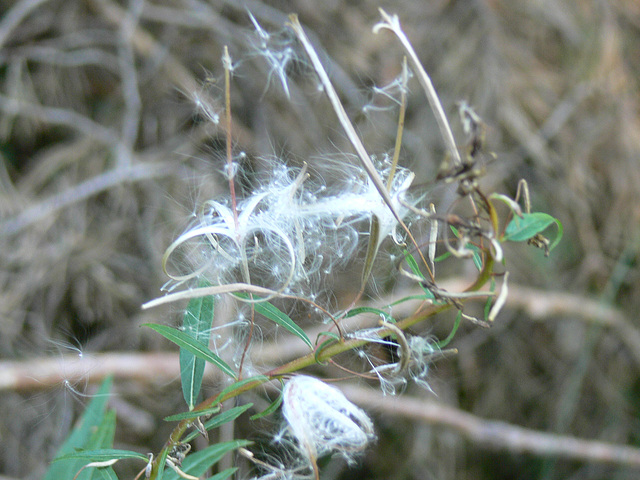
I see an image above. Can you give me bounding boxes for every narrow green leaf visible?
[434,251,452,262]
[180,292,215,409]
[82,409,118,480]
[88,409,117,449]
[504,212,562,247]
[437,310,462,348]
[469,243,482,271]
[54,449,148,463]
[344,306,395,323]
[164,405,221,422]
[216,376,269,402]
[183,404,254,443]
[203,404,254,429]
[97,468,119,480]
[234,294,312,349]
[250,385,283,420]
[163,440,251,480]
[155,447,168,480]
[205,467,238,480]
[45,377,113,480]
[402,250,435,299]
[314,331,341,363]
[448,226,482,270]
[388,294,434,306]
[144,324,236,379]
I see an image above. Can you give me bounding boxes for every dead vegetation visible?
[1,1,640,479]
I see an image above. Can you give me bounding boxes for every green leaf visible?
[163,440,251,480]
[155,447,169,480]
[97,468,119,480]
[205,467,238,480]
[234,293,312,348]
[402,250,435,299]
[437,310,462,348]
[504,212,563,251]
[183,404,254,443]
[250,385,283,420]
[314,332,340,363]
[54,449,148,463]
[388,294,435,306]
[434,251,452,262]
[216,376,269,402]
[180,291,215,409]
[448,226,482,270]
[164,405,221,422]
[468,242,482,271]
[88,409,117,449]
[344,306,395,323]
[45,377,113,480]
[144,324,236,379]
[82,409,118,480]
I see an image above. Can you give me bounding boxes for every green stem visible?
[148,250,495,479]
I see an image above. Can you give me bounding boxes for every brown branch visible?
[340,383,640,468]
[8,351,640,468]
[0,352,181,393]
[5,351,640,467]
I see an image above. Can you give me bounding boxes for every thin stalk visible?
[386,56,408,191]
[288,15,434,282]
[223,46,239,233]
[374,9,462,168]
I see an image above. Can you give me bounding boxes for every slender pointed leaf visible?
[402,250,435,299]
[144,324,236,379]
[388,294,435,306]
[183,404,254,443]
[234,294,312,349]
[216,376,269,402]
[250,390,283,420]
[180,292,215,409]
[45,377,113,480]
[437,310,462,348]
[97,468,119,480]
[449,226,482,269]
[156,446,169,480]
[203,404,253,430]
[344,306,395,323]
[163,440,251,480]
[83,409,118,480]
[164,405,221,422]
[205,467,238,480]
[88,409,117,449]
[315,332,340,363]
[54,450,148,463]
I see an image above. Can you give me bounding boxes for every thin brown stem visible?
[223,45,240,233]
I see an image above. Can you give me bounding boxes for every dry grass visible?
[1,1,640,479]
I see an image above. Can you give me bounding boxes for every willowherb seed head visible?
[163,156,418,300]
[282,375,375,464]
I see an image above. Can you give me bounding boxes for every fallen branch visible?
[4,352,640,468]
[341,383,640,468]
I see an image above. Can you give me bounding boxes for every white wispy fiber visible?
[282,375,375,463]
[163,157,416,298]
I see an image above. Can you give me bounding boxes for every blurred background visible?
[1,1,640,479]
